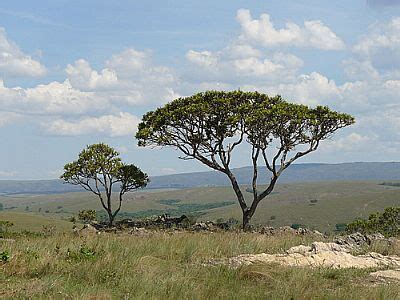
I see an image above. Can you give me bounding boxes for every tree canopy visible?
[136,90,355,229]
[61,143,149,226]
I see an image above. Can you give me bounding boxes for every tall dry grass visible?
[1,231,399,299]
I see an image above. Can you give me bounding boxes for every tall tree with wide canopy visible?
[136,91,354,229]
[61,143,149,226]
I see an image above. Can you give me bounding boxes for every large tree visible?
[61,143,149,226]
[136,91,354,229]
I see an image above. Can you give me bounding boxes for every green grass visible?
[0,212,73,232]
[1,180,400,232]
[1,231,399,299]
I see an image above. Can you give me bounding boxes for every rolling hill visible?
[1,162,400,194]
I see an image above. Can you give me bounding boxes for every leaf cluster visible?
[346,207,400,237]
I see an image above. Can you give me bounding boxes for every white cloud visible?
[320,133,374,153]
[185,48,303,83]
[233,57,282,76]
[44,112,140,137]
[0,111,21,127]
[268,72,341,106]
[186,50,218,68]
[66,48,178,105]
[353,17,400,73]
[0,27,46,77]
[236,9,345,50]
[66,59,118,91]
[0,79,108,115]
[105,48,149,76]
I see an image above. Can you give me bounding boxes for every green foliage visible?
[136,90,355,228]
[180,215,197,228]
[60,143,149,226]
[335,223,347,232]
[0,203,3,211]
[291,223,307,230]
[78,210,97,223]
[346,207,400,237]
[67,244,97,261]
[0,250,10,263]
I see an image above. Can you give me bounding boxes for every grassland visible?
[0,212,73,232]
[1,181,399,232]
[1,231,399,299]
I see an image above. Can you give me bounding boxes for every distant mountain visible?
[147,162,400,188]
[0,162,400,195]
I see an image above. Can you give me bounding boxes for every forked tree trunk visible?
[242,206,258,231]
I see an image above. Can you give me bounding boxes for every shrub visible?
[291,223,307,230]
[0,220,14,233]
[0,250,10,263]
[270,215,276,220]
[346,207,399,237]
[335,223,347,232]
[78,210,97,223]
[0,203,3,211]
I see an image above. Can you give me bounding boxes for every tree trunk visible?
[242,209,251,231]
[107,210,114,227]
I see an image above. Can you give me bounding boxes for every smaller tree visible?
[61,143,149,226]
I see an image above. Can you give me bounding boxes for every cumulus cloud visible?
[0,79,108,115]
[266,72,341,106]
[236,9,345,50]
[353,17,400,73]
[0,27,46,77]
[186,50,218,68]
[44,112,140,137]
[66,48,178,105]
[185,48,303,83]
[66,59,118,91]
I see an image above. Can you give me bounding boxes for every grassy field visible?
[0,212,73,232]
[0,180,399,232]
[1,231,399,299]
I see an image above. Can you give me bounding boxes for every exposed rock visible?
[129,227,151,236]
[258,226,316,236]
[76,224,99,235]
[208,241,400,269]
[370,269,400,282]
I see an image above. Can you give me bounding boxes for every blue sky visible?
[1,0,400,179]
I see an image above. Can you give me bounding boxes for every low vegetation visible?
[346,207,400,237]
[1,231,399,299]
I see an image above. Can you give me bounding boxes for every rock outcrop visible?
[370,269,400,282]
[208,236,400,270]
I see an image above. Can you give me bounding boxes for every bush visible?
[291,223,307,230]
[78,210,97,223]
[0,250,10,263]
[335,223,347,232]
[0,203,4,211]
[346,207,399,237]
[0,220,14,233]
